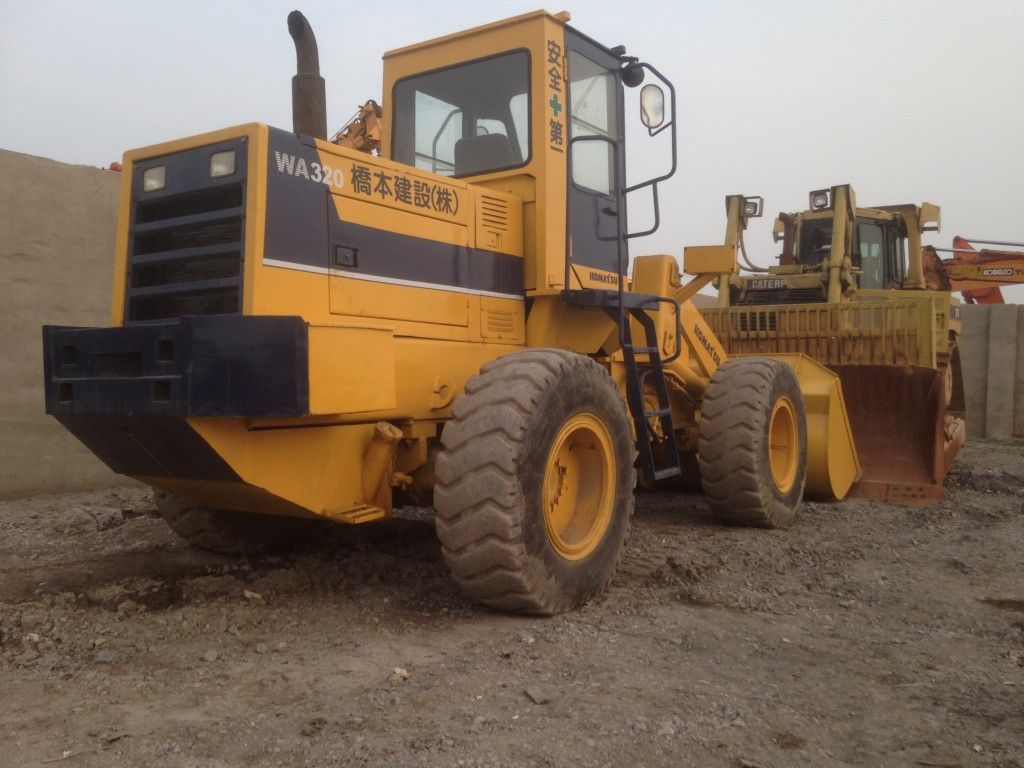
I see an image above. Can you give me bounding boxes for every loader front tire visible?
[434,350,635,615]
[154,490,319,557]
[698,357,807,528]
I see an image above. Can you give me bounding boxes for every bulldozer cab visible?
[720,184,941,305]
[790,210,907,290]
[381,10,674,297]
[850,215,906,290]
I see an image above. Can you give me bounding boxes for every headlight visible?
[210,150,236,178]
[810,189,830,210]
[142,166,166,192]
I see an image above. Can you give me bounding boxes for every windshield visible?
[392,52,530,177]
[796,218,833,267]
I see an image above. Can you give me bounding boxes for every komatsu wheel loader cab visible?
[43,11,861,614]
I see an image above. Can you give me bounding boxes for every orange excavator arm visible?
[930,236,1024,304]
[331,100,382,154]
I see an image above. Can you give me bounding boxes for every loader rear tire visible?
[154,490,319,557]
[698,357,807,528]
[434,350,635,615]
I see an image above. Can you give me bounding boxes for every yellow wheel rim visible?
[768,396,799,493]
[542,413,616,561]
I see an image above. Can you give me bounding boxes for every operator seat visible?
[454,134,516,176]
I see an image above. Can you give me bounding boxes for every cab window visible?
[568,50,617,194]
[392,52,530,177]
[857,221,885,289]
[886,225,907,286]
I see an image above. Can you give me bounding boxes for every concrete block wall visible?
[959,304,1024,441]
[0,150,123,498]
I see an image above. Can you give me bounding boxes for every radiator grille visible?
[739,311,777,332]
[125,143,246,322]
[702,300,935,368]
[738,287,825,305]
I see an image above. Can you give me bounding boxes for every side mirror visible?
[640,84,664,130]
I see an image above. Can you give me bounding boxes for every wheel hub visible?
[542,413,615,560]
[768,396,798,493]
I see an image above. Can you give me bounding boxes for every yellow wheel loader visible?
[42,11,859,614]
[696,186,968,505]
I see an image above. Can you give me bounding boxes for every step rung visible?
[652,467,682,481]
[624,345,659,354]
[644,408,672,418]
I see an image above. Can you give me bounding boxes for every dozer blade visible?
[832,365,965,506]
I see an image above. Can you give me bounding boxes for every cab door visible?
[565,32,626,283]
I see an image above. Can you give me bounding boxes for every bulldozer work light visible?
[743,196,764,218]
[142,166,166,192]
[810,189,830,210]
[210,150,236,178]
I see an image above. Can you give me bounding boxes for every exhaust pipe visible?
[287,11,327,139]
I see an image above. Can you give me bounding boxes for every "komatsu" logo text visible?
[588,271,619,286]
[693,323,722,366]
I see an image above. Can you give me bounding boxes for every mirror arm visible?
[625,183,660,240]
[620,61,677,239]
[623,62,677,193]
[648,119,673,138]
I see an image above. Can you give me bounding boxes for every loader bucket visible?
[831,364,964,505]
[766,354,861,500]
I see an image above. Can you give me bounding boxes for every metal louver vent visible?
[485,309,515,335]
[479,194,509,233]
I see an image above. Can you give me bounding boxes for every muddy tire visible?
[434,349,635,615]
[154,490,320,557]
[698,357,807,528]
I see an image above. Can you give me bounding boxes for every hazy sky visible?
[2,0,1022,298]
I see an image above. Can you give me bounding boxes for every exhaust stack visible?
[287,11,327,139]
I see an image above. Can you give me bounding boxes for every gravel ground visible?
[1,441,1022,767]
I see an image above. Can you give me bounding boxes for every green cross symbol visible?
[549,94,562,117]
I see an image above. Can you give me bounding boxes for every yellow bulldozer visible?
[696,185,975,504]
[43,11,862,614]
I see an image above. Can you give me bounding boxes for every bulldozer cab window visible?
[391,52,530,177]
[885,224,907,287]
[797,219,833,267]
[856,221,885,289]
